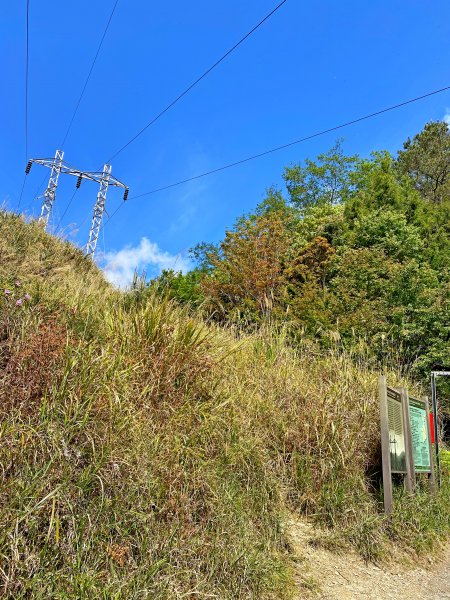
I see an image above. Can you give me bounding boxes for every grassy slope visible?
[0,211,449,599]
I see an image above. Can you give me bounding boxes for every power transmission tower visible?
[86,164,128,257]
[24,153,128,250]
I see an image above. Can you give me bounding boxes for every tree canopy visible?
[152,121,450,405]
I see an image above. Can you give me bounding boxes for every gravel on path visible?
[289,518,450,600]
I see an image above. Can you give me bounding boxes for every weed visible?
[0,210,448,598]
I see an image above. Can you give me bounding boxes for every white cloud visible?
[101,237,191,288]
[444,108,450,126]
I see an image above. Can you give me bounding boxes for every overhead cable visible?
[25,0,30,161]
[105,0,289,163]
[102,83,450,226]
[18,0,30,210]
[56,189,78,231]
[129,85,450,200]
[59,0,121,149]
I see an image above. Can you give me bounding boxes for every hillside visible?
[157,122,450,406]
[0,210,449,599]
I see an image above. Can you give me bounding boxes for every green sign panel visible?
[409,397,431,473]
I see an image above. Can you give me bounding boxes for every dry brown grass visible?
[0,315,67,415]
[0,210,448,599]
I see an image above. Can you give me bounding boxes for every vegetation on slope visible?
[156,122,450,411]
[0,170,449,597]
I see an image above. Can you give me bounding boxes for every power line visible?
[103,83,450,225]
[25,0,29,161]
[22,1,119,223]
[59,0,120,149]
[131,85,450,198]
[56,188,78,231]
[17,0,30,210]
[17,177,27,211]
[33,172,48,201]
[106,0,289,163]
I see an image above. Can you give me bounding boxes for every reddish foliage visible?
[0,318,67,415]
[201,212,289,318]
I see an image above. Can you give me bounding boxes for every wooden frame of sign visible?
[378,376,414,514]
[401,387,415,493]
[379,376,393,514]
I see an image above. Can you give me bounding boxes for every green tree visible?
[344,151,420,219]
[153,269,205,307]
[283,140,357,210]
[190,241,220,273]
[350,209,423,261]
[397,121,450,204]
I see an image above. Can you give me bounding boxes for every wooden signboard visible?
[379,377,435,514]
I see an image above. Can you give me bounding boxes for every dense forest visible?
[155,121,450,404]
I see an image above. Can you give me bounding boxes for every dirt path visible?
[289,518,450,600]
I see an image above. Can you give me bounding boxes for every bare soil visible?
[289,518,450,600]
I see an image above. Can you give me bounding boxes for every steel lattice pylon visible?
[85,163,128,257]
[24,152,128,251]
[36,150,64,228]
[86,164,111,256]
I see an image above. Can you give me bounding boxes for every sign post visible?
[379,376,393,514]
[431,372,440,487]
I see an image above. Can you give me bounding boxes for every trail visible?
[289,519,450,600]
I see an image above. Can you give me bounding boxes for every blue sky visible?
[2,1,450,286]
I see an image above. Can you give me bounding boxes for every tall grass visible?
[0,211,449,598]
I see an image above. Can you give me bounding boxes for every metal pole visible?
[430,372,441,488]
[423,396,436,492]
